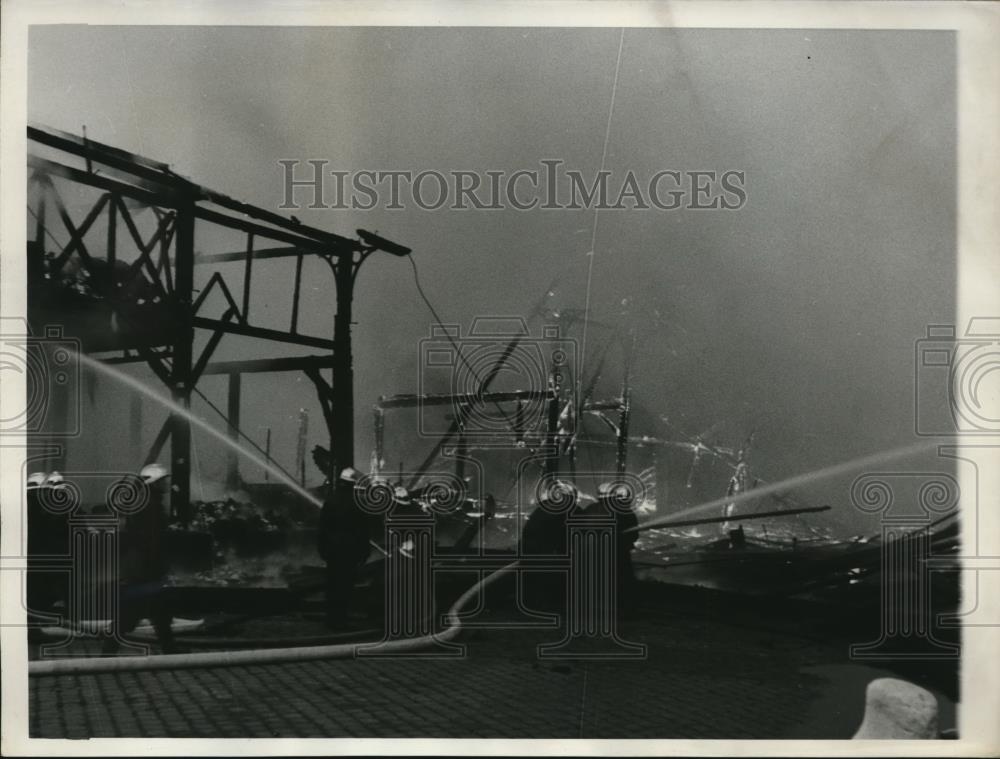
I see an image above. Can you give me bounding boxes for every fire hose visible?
[29,561,520,677]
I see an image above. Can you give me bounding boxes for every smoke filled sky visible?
[28,26,956,530]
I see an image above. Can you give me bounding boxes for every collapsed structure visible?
[27,124,408,519]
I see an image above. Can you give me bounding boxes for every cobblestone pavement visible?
[28,607,884,739]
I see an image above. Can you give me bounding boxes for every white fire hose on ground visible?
[29,561,520,677]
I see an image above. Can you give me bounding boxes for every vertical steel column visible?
[226,371,242,489]
[33,178,48,247]
[170,198,195,525]
[241,233,254,320]
[106,195,117,294]
[290,251,304,334]
[331,252,355,478]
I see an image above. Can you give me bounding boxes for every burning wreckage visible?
[23,124,959,665]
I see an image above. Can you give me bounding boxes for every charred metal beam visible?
[631,505,832,534]
[157,212,177,294]
[32,174,49,246]
[30,124,360,251]
[28,154,176,208]
[32,157,350,255]
[241,234,254,319]
[99,350,173,366]
[193,207,334,254]
[195,245,309,265]
[191,316,335,350]
[201,189,358,251]
[29,123,189,191]
[304,366,335,468]
[48,188,109,268]
[190,308,237,384]
[137,345,173,387]
[116,197,172,303]
[143,417,173,467]
[290,251,304,334]
[377,389,554,410]
[357,229,411,257]
[330,253,354,476]
[106,191,117,291]
[116,195,174,257]
[192,271,245,322]
[201,354,335,375]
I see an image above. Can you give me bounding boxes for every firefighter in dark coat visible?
[597,481,640,605]
[317,467,373,628]
[104,464,176,654]
[519,480,580,612]
[26,471,71,626]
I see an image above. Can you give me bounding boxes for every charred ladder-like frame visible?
[372,390,632,489]
[27,124,406,521]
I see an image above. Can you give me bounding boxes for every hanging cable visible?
[407,254,486,387]
[406,254,536,456]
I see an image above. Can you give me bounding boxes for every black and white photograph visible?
[1,1,999,755]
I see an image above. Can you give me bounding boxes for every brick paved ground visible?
[28,607,910,739]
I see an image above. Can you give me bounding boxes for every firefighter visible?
[597,480,640,606]
[26,471,68,628]
[103,464,176,654]
[317,467,373,628]
[519,479,579,611]
[521,480,578,556]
